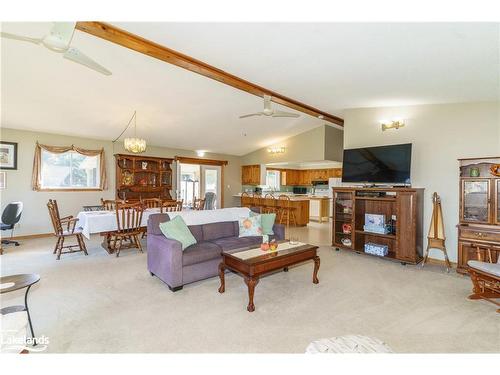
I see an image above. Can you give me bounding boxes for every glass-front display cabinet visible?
[457,157,500,273]
[332,190,354,249]
[461,179,490,223]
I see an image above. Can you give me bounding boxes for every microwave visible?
[293,187,307,194]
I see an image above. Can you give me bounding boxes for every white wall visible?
[0,128,242,236]
[242,125,342,165]
[343,101,500,262]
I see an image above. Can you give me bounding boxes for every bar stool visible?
[263,193,277,214]
[277,195,297,226]
[241,192,252,208]
[252,193,264,213]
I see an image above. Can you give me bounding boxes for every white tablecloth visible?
[76,207,253,239]
[76,208,161,239]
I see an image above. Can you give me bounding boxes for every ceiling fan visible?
[240,95,300,119]
[1,22,112,76]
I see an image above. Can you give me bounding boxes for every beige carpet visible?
[1,224,499,353]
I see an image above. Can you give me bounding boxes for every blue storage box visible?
[363,224,390,234]
[364,242,389,257]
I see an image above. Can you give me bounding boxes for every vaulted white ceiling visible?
[1,22,498,155]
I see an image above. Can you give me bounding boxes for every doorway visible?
[177,162,222,209]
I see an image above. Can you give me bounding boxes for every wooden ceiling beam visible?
[75,22,344,126]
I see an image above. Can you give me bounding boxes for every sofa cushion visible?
[250,211,276,235]
[188,224,204,242]
[238,216,263,237]
[182,241,222,266]
[468,260,500,277]
[202,221,236,241]
[159,216,197,251]
[148,213,170,235]
[211,236,262,252]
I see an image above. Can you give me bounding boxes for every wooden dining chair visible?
[47,199,88,260]
[142,198,162,209]
[176,200,183,211]
[161,200,180,212]
[108,203,144,257]
[193,198,206,210]
[140,198,162,239]
[101,198,124,211]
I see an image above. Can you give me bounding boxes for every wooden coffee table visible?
[218,242,320,312]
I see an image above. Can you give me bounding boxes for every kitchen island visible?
[234,193,320,226]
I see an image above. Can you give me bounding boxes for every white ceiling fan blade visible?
[0,32,42,45]
[239,113,263,119]
[63,47,112,76]
[272,111,300,118]
[263,95,272,112]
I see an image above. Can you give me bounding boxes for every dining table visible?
[76,208,163,253]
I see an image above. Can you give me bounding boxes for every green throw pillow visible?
[250,211,275,235]
[159,216,197,250]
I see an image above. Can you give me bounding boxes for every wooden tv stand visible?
[332,187,424,264]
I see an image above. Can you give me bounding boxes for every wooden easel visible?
[422,192,452,272]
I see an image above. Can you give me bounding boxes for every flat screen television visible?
[342,143,412,185]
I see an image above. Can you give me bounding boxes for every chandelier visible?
[113,110,147,154]
[124,137,146,154]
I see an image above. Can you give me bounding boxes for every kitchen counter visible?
[233,194,310,226]
[233,193,331,201]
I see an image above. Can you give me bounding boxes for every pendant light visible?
[118,110,147,153]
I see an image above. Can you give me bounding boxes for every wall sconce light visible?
[267,146,286,154]
[380,119,405,131]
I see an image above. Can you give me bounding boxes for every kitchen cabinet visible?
[253,167,343,186]
[328,168,342,178]
[288,170,300,185]
[242,165,262,185]
[298,170,311,185]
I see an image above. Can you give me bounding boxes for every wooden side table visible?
[0,274,40,345]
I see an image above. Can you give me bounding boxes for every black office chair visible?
[1,202,23,247]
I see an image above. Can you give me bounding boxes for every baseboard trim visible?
[424,257,458,268]
[8,233,53,240]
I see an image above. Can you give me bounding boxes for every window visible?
[266,170,281,191]
[40,149,100,190]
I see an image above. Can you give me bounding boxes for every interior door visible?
[201,165,222,209]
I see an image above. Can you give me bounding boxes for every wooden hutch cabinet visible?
[114,154,173,201]
[457,157,500,274]
[332,187,424,264]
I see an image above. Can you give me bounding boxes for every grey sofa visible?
[147,213,285,291]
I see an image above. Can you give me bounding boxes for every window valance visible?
[32,142,107,191]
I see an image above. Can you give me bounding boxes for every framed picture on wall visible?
[0,172,5,189]
[0,141,18,170]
